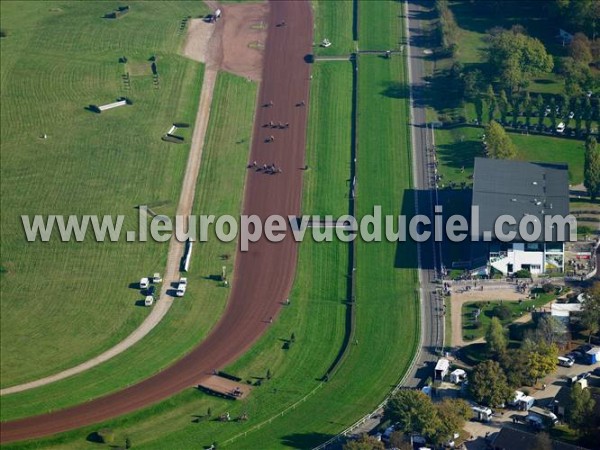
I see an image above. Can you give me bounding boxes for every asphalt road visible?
[403,0,445,388]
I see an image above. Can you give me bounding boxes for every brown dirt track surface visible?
[0,0,313,444]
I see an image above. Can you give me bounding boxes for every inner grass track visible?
[0,1,210,387]
[0,71,257,422]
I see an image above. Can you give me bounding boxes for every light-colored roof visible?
[435,358,450,372]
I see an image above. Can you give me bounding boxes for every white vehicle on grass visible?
[556,122,566,133]
[176,277,188,297]
[320,38,331,48]
[140,277,149,289]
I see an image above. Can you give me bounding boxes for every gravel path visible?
[1,68,218,397]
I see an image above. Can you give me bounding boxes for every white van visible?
[558,356,574,367]
[556,122,566,133]
[140,277,150,289]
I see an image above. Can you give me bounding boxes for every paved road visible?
[0,1,313,443]
[403,0,444,388]
[0,67,219,397]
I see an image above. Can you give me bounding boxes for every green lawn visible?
[0,72,257,421]
[312,0,355,56]
[0,1,211,387]
[434,126,586,187]
[462,293,556,342]
[303,63,353,217]
[358,0,404,51]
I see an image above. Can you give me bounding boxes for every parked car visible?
[566,352,578,361]
[558,356,574,367]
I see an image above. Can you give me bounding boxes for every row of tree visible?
[461,71,600,130]
[434,0,460,57]
[585,137,600,200]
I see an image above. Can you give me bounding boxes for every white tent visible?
[450,368,466,384]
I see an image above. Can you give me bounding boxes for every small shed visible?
[450,368,466,384]
[585,347,600,364]
[434,358,450,380]
[517,395,535,411]
[144,296,154,306]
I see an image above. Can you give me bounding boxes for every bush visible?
[515,269,531,279]
[98,428,115,444]
[0,29,7,38]
[541,283,556,294]
[492,305,512,321]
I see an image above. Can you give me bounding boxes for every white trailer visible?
[181,240,193,272]
[153,272,162,283]
[144,296,154,306]
[516,395,535,411]
[140,277,150,289]
[471,406,493,422]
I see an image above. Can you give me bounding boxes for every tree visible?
[528,315,568,347]
[389,431,412,450]
[557,57,595,96]
[432,399,471,445]
[485,317,507,356]
[500,348,531,387]
[125,437,132,449]
[523,91,532,127]
[512,96,521,128]
[290,332,296,342]
[343,434,385,450]
[266,368,272,380]
[570,33,593,65]
[523,340,558,384]
[536,93,545,126]
[549,97,557,128]
[584,137,600,200]
[469,360,512,407]
[207,407,212,417]
[484,121,517,159]
[498,90,509,122]
[568,383,596,433]
[581,282,600,342]
[486,30,553,93]
[384,390,440,438]
[463,69,482,101]
[486,85,497,122]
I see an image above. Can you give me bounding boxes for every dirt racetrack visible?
[0,0,312,443]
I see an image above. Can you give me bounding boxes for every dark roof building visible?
[491,427,588,450]
[471,158,570,242]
